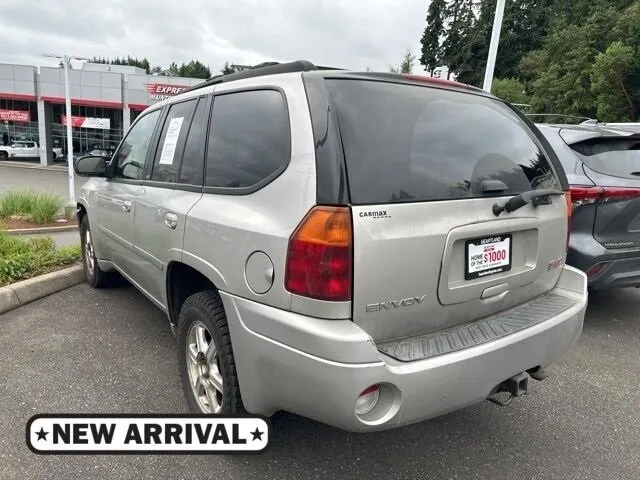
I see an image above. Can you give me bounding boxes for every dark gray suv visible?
[538,123,640,289]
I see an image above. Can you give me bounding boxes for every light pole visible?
[44,54,88,206]
[482,0,506,92]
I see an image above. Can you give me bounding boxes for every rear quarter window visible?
[570,138,640,180]
[326,79,560,204]
[205,89,290,190]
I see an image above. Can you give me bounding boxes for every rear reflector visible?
[284,206,352,302]
[586,262,607,278]
[570,185,640,205]
[355,385,380,416]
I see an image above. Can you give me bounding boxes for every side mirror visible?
[74,155,108,177]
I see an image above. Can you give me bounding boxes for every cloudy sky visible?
[0,0,429,74]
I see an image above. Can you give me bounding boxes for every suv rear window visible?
[326,79,560,204]
[570,137,640,180]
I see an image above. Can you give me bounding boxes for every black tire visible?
[80,215,118,288]
[178,290,245,414]
[0,151,8,161]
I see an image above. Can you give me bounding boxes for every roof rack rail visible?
[185,60,344,94]
[525,113,597,124]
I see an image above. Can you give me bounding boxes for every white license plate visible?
[465,234,512,280]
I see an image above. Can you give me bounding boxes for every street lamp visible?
[482,0,506,92]
[43,54,89,206]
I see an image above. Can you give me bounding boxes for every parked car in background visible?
[538,123,640,289]
[0,141,63,161]
[73,61,587,432]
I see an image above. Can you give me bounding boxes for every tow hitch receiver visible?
[487,372,529,407]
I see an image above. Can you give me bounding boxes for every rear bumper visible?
[221,266,587,432]
[568,236,640,288]
[588,257,640,289]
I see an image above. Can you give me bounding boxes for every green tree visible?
[440,0,476,80]
[177,60,211,79]
[89,56,152,73]
[166,62,180,76]
[491,78,530,105]
[591,41,639,122]
[420,0,447,75]
[521,6,620,117]
[221,61,236,75]
[400,49,416,74]
[450,0,553,86]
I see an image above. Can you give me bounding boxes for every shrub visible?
[0,190,64,224]
[0,230,81,286]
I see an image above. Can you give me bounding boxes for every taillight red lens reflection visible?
[570,185,640,205]
[285,206,352,302]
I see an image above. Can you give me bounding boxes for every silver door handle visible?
[122,200,132,213]
[164,213,178,229]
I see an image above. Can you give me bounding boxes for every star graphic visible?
[250,428,263,441]
[35,428,48,441]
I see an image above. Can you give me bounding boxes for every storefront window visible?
[51,104,123,155]
[0,99,39,146]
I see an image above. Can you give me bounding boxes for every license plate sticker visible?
[465,235,512,280]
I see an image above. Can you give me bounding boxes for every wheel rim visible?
[84,229,95,276]
[186,321,224,413]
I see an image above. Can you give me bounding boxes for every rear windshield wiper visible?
[492,189,563,216]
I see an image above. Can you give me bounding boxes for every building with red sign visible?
[0,62,202,164]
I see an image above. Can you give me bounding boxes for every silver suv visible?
[74,61,588,432]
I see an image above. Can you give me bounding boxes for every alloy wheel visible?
[186,321,224,413]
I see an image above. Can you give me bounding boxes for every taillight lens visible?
[564,191,572,252]
[569,186,602,206]
[284,206,352,301]
[569,185,640,206]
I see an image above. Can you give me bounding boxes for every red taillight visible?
[600,187,640,202]
[565,191,572,252]
[569,185,640,206]
[284,206,352,302]
[569,186,602,206]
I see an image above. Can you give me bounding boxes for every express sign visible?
[0,109,30,122]
[145,83,190,100]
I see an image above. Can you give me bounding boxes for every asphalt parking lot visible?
[0,162,84,199]
[0,283,638,479]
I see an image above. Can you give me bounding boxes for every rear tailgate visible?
[568,136,640,250]
[327,78,568,343]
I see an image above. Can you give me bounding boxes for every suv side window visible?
[205,90,290,189]
[151,98,198,183]
[178,98,208,185]
[113,109,161,180]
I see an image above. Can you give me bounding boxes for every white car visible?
[0,141,63,161]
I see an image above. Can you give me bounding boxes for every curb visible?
[0,265,85,315]
[4,225,79,235]
[0,162,68,172]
